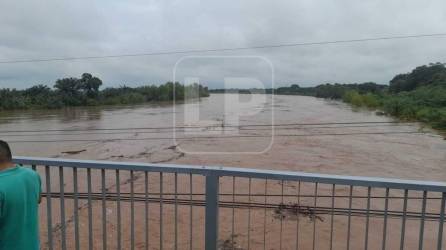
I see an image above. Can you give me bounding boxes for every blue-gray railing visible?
[13,156,446,250]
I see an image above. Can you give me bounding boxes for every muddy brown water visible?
[1,94,445,249]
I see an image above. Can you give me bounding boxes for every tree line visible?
[342,63,446,130]
[210,82,387,98]
[210,63,446,130]
[0,73,210,110]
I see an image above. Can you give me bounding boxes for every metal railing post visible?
[205,174,220,250]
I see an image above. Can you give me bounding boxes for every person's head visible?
[0,140,13,168]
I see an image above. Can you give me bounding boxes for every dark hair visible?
[0,140,12,163]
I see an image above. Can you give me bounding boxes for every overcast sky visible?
[1,0,446,89]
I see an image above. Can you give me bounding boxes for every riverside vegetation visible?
[333,63,445,130]
[0,73,209,110]
[211,63,446,130]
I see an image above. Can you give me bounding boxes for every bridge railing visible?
[13,156,446,250]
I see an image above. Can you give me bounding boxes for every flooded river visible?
[2,93,445,181]
[1,94,446,249]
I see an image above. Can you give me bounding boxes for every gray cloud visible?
[0,0,445,89]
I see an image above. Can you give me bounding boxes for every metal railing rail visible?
[12,156,446,250]
[14,156,446,191]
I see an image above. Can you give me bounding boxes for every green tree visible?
[80,73,102,98]
[389,63,446,93]
[23,84,52,107]
[54,77,84,106]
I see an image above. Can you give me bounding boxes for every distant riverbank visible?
[0,73,209,111]
[210,63,446,131]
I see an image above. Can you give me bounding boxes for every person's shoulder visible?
[16,166,39,178]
